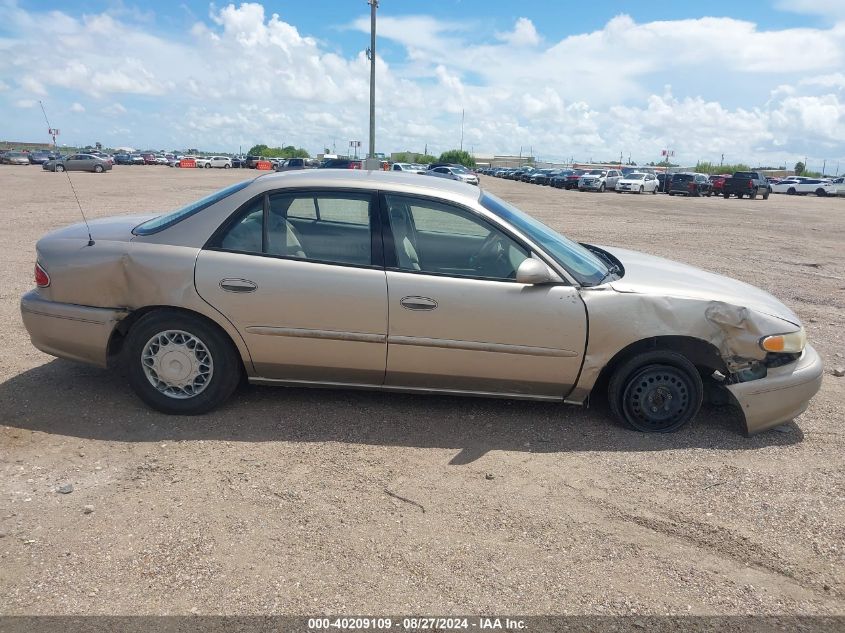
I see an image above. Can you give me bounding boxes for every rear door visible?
[194,188,388,384]
[381,193,587,397]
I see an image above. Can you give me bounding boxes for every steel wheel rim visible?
[622,365,692,431]
[141,329,213,399]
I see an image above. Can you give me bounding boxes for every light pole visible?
[366,0,379,169]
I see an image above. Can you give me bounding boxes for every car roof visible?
[251,168,481,204]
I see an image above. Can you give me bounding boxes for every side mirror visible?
[516,259,552,285]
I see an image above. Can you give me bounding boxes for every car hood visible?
[602,246,800,326]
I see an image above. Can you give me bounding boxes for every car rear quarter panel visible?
[35,238,255,372]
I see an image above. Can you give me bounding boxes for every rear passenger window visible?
[214,192,374,267]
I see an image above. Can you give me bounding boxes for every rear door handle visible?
[220,278,257,293]
[400,296,437,311]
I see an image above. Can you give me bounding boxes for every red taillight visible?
[35,262,50,288]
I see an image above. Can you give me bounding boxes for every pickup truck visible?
[721,171,771,199]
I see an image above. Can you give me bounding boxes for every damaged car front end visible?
[574,246,823,435]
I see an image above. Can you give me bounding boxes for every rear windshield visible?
[133,180,252,235]
[672,174,693,182]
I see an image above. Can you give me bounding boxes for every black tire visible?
[816,188,826,197]
[224,163,230,169]
[668,192,675,196]
[787,187,796,195]
[736,193,744,199]
[204,163,211,169]
[723,192,729,199]
[608,350,703,433]
[651,186,657,194]
[94,164,103,173]
[599,183,606,192]
[763,189,770,200]
[749,188,756,199]
[638,186,644,194]
[125,310,242,415]
[55,164,65,172]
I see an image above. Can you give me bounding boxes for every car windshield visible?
[133,180,252,236]
[586,170,605,176]
[480,192,609,286]
[626,173,646,180]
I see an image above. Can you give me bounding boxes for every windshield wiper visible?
[596,264,622,286]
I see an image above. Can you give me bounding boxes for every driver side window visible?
[384,194,529,281]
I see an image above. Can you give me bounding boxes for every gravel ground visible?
[0,165,843,616]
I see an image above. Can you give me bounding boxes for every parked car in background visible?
[196,156,233,169]
[2,151,31,165]
[319,157,363,169]
[155,155,169,165]
[708,174,730,196]
[391,162,425,173]
[771,178,837,197]
[423,165,479,185]
[668,173,713,197]
[28,151,52,165]
[616,172,659,194]
[531,169,560,186]
[129,154,145,165]
[114,154,133,165]
[244,155,269,168]
[721,172,771,199]
[275,158,307,172]
[578,169,621,192]
[21,170,821,437]
[656,172,672,192]
[140,153,157,165]
[548,169,573,188]
[42,153,112,173]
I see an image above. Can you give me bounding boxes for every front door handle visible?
[220,278,257,293]
[400,296,437,311]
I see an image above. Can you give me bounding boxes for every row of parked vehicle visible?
[478,165,844,199]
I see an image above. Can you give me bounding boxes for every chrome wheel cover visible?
[141,330,213,399]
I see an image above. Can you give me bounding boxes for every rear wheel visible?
[763,189,770,200]
[204,163,211,169]
[651,186,657,194]
[94,164,103,173]
[638,185,644,194]
[787,187,796,195]
[608,351,703,433]
[125,310,241,415]
[599,183,606,192]
[224,163,230,169]
[816,188,827,197]
[723,192,729,199]
[55,164,65,172]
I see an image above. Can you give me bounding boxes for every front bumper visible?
[20,290,127,368]
[727,344,823,435]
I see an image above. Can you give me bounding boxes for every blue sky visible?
[2,0,845,168]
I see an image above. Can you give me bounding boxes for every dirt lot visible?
[0,165,843,616]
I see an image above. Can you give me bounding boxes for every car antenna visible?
[38,100,94,246]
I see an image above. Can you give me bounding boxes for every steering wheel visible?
[470,231,507,275]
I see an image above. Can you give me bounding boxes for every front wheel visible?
[723,192,729,199]
[94,164,104,173]
[638,186,644,194]
[204,163,211,169]
[55,164,65,172]
[608,351,703,433]
[599,183,606,192]
[651,186,657,194]
[125,310,241,415]
[816,188,827,197]
[224,163,230,169]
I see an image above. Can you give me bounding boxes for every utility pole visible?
[365,0,378,169]
[822,159,827,177]
[460,108,465,152]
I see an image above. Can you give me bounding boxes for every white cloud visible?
[1,3,845,166]
[497,18,540,47]
[774,0,845,16]
[14,99,37,108]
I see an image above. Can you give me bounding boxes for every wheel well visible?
[107,305,245,372]
[592,335,727,397]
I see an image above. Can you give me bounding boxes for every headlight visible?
[760,328,806,353]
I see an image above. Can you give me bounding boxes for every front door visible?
[194,189,388,384]
[381,193,587,398]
